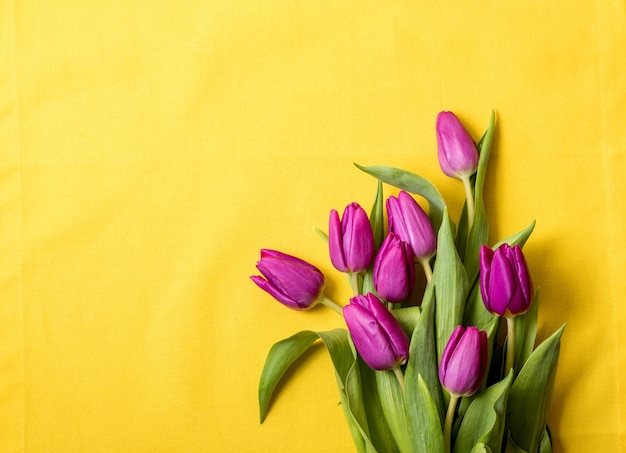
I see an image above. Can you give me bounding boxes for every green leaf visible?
[504,434,529,453]
[538,427,553,453]
[355,163,446,231]
[433,208,469,360]
[493,221,536,250]
[453,372,513,453]
[258,330,320,423]
[506,325,565,453]
[369,180,385,250]
[357,359,399,453]
[375,370,411,452]
[315,228,329,244]
[514,290,540,371]
[318,330,377,453]
[391,306,421,338]
[405,286,445,426]
[463,111,495,286]
[407,374,446,453]
[470,443,492,453]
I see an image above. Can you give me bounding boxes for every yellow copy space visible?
[1,1,624,451]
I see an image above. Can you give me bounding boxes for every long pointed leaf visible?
[453,372,513,453]
[355,163,446,231]
[433,208,469,360]
[506,325,565,453]
[375,370,411,452]
[259,330,320,422]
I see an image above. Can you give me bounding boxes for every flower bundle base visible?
[253,111,564,453]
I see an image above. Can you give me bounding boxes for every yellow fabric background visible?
[1,1,624,451]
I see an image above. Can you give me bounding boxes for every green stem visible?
[349,272,360,296]
[505,316,516,374]
[444,394,460,453]
[319,295,344,317]
[461,175,475,233]
[419,258,433,283]
[392,366,405,392]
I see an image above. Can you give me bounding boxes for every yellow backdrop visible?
[1,1,624,451]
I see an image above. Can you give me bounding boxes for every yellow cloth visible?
[1,1,624,451]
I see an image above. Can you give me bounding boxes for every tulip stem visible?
[461,175,475,232]
[419,258,433,283]
[505,316,516,375]
[349,272,361,296]
[319,295,344,317]
[444,394,460,453]
[392,367,405,392]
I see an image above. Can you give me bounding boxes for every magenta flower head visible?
[251,249,324,310]
[329,202,375,273]
[386,191,437,261]
[436,111,479,179]
[343,293,410,370]
[373,233,415,304]
[439,326,488,397]
[480,244,534,317]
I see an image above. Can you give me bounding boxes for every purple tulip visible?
[386,191,437,261]
[436,111,479,179]
[343,293,410,370]
[439,326,488,396]
[480,244,534,317]
[251,249,324,310]
[373,233,415,304]
[329,202,375,273]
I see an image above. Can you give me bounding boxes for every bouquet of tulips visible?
[252,111,564,453]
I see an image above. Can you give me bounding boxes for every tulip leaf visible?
[470,443,492,453]
[504,434,528,453]
[404,285,445,426]
[317,330,378,453]
[514,290,539,371]
[433,208,469,360]
[406,374,446,453]
[354,163,446,231]
[375,370,411,452]
[453,372,513,453]
[506,325,565,453]
[463,282,496,332]
[538,427,552,453]
[463,111,495,287]
[369,180,385,250]
[357,359,400,453]
[391,306,421,338]
[258,330,321,423]
[493,220,536,250]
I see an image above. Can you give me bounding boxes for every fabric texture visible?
[1,1,624,451]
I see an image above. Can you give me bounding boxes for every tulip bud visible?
[386,191,437,261]
[251,249,324,310]
[436,111,479,179]
[343,293,410,370]
[479,244,534,317]
[373,233,415,304]
[438,326,488,397]
[328,202,375,273]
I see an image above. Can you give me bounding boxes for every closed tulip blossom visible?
[436,111,480,230]
[479,244,534,317]
[387,191,437,281]
[329,202,375,274]
[480,243,534,374]
[343,293,410,372]
[251,249,325,310]
[439,325,488,452]
[373,233,415,304]
[436,111,479,180]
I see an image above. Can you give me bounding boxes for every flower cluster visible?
[253,111,564,453]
